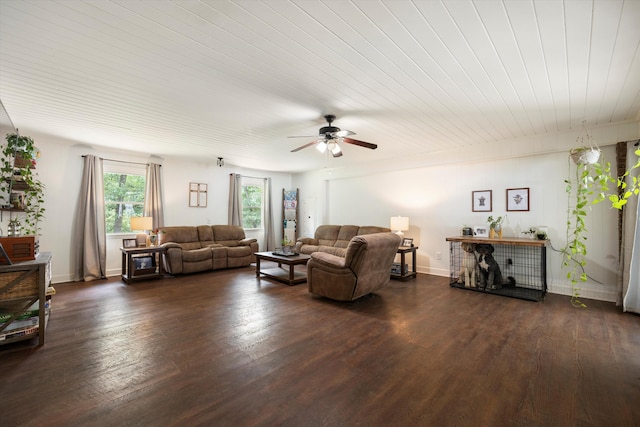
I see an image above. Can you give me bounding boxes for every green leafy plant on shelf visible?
[563,142,640,308]
[0,133,46,236]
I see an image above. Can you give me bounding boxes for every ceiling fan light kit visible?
[290,114,377,158]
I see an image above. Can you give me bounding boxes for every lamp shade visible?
[390,216,409,232]
[130,216,152,232]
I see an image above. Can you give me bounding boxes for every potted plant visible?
[487,215,504,239]
[0,133,46,236]
[522,227,537,239]
[563,142,640,307]
[570,146,601,165]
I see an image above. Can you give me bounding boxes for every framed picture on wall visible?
[507,187,530,211]
[472,190,492,212]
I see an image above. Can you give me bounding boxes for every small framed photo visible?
[474,226,489,238]
[472,190,492,212]
[401,238,414,247]
[122,238,137,248]
[507,187,530,212]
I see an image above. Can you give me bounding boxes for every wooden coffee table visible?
[255,251,311,286]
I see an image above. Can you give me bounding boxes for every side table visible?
[121,246,166,284]
[391,245,418,281]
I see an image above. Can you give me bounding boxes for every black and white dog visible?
[475,244,515,290]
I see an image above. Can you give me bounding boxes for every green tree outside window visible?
[242,184,263,229]
[104,172,145,233]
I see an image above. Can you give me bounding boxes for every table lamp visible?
[390,216,409,239]
[130,216,152,247]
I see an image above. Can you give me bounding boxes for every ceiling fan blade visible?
[291,141,318,152]
[287,135,318,138]
[343,137,377,150]
[335,129,355,137]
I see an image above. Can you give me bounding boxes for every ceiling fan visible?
[289,114,377,157]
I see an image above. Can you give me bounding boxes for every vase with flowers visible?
[487,215,504,239]
[149,228,164,246]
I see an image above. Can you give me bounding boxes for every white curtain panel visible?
[263,178,275,251]
[73,155,106,281]
[623,198,639,313]
[144,163,164,229]
[228,173,242,226]
[623,142,640,313]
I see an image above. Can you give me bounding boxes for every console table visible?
[445,236,547,301]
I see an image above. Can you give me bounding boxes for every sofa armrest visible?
[297,237,318,245]
[310,252,347,269]
[239,238,257,246]
[161,242,183,250]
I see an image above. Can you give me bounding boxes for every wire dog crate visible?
[446,236,548,302]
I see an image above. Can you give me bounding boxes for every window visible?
[104,166,146,234]
[242,178,264,229]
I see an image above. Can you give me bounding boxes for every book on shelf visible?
[0,300,51,323]
[0,311,49,341]
[0,324,39,341]
[0,316,39,332]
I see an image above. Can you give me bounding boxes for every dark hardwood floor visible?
[1,263,639,427]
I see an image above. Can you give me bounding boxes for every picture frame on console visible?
[474,226,489,238]
[472,190,492,212]
[401,238,414,247]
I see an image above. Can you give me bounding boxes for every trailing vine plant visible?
[0,133,46,235]
[563,146,640,307]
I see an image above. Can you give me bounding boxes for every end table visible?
[391,245,418,281]
[121,246,166,284]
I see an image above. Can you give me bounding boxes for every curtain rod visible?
[230,173,266,180]
[81,155,160,166]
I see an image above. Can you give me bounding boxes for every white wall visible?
[12,120,638,302]
[9,132,291,284]
[293,122,640,302]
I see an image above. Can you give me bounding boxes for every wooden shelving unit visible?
[0,252,52,346]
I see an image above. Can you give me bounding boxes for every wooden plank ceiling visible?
[0,0,638,172]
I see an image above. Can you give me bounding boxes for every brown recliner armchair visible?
[307,232,402,301]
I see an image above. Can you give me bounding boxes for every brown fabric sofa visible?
[158,225,258,274]
[295,224,391,257]
[307,232,401,301]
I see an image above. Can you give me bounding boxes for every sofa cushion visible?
[357,226,391,235]
[300,244,347,256]
[197,225,215,246]
[227,246,252,258]
[159,226,202,251]
[314,225,340,247]
[317,245,347,257]
[213,225,246,246]
[334,225,360,248]
[182,247,213,263]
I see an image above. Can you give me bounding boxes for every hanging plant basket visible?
[570,147,601,165]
